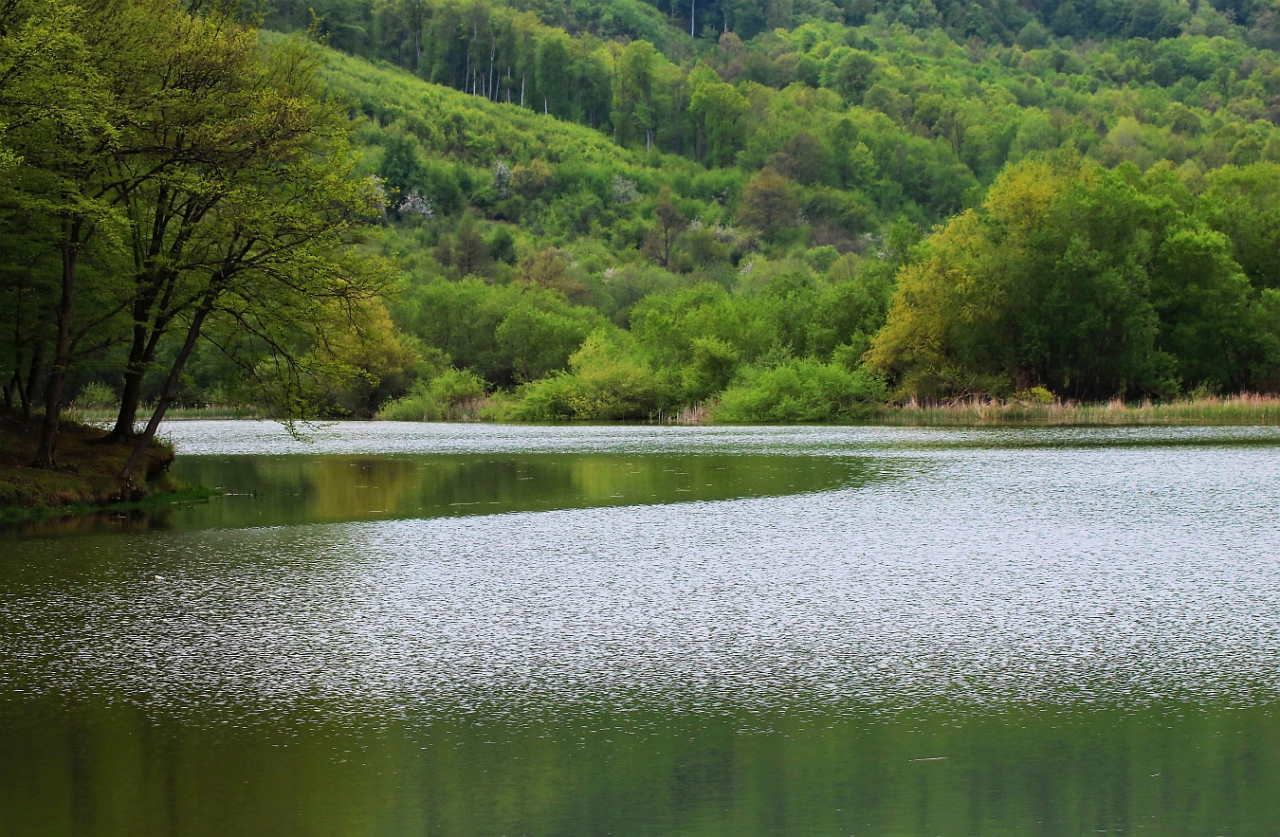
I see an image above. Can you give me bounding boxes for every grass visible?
[66,403,260,422]
[0,410,181,514]
[868,393,1280,426]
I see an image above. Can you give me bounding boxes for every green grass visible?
[66,403,261,422]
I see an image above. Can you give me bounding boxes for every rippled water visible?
[3,422,1280,835]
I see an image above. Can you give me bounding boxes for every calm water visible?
[3,422,1280,835]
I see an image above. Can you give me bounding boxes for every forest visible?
[6,0,1280,469]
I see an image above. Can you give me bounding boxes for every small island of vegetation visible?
[7,0,1280,513]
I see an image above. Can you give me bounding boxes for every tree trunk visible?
[108,366,145,441]
[120,298,213,484]
[104,276,176,442]
[488,39,496,100]
[33,236,78,468]
[105,319,151,441]
[21,340,44,422]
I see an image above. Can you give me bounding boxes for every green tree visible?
[736,168,799,242]
[1199,163,1280,290]
[612,40,655,150]
[642,194,687,267]
[495,303,591,382]
[868,155,1192,399]
[1,0,118,467]
[688,73,747,167]
[378,133,425,204]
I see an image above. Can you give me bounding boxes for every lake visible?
[3,422,1280,836]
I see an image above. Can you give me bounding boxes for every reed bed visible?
[871,393,1280,426]
[60,394,1280,427]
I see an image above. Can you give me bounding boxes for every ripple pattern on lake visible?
[156,419,1280,455]
[4,430,1280,724]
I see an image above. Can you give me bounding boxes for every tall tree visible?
[111,31,391,481]
[0,0,119,466]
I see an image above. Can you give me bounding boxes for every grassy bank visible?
[868,393,1280,427]
[0,412,179,516]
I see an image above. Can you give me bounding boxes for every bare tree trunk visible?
[520,72,525,107]
[488,39,496,100]
[34,235,78,468]
[108,367,144,441]
[691,0,696,36]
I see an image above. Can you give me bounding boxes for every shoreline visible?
[80,393,1280,428]
[0,412,186,518]
[0,484,220,525]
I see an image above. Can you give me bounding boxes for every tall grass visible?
[65,403,260,423]
[870,393,1280,426]
[60,393,1280,426]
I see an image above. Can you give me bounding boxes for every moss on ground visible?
[0,411,179,514]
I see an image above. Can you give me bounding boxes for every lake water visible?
[3,422,1280,835]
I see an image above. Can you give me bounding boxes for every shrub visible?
[712,359,886,422]
[507,331,666,421]
[681,336,740,402]
[71,381,118,412]
[377,368,486,421]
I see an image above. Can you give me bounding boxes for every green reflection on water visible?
[0,452,874,538]
[2,701,1275,836]
[164,453,874,531]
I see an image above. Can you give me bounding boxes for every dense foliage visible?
[0,0,389,472]
[8,0,1280,436]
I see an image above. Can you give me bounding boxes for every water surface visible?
[3,422,1279,835]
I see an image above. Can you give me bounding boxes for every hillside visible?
[6,0,1280,441]
[282,19,1280,417]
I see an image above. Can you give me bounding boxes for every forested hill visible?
[6,0,1280,451]
[279,0,1280,418]
[285,0,1280,193]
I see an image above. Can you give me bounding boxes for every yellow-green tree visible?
[868,152,1258,400]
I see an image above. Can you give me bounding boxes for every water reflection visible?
[3,424,1280,835]
[168,452,876,530]
[2,452,877,538]
[2,700,1276,836]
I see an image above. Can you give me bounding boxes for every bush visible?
[377,368,486,421]
[681,336,740,402]
[507,331,666,421]
[71,381,118,412]
[712,359,886,422]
